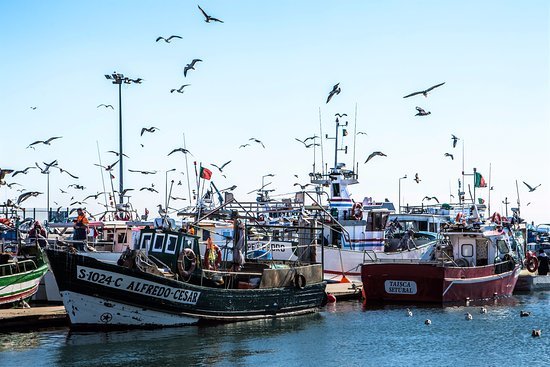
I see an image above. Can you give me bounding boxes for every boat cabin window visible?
[152,234,165,252]
[496,239,509,255]
[165,234,178,254]
[202,230,210,241]
[367,212,388,231]
[117,231,127,245]
[332,183,340,197]
[140,233,153,250]
[461,244,474,257]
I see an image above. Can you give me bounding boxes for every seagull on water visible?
[326,83,341,104]
[406,308,413,317]
[520,310,531,317]
[465,313,473,320]
[198,5,224,23]
[156,35,182,43]
[184,59,202,77]
[425,319,431,325]
[480,307,487,314]
[403,82,445,98]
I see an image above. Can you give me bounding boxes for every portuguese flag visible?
[474,172,487,188]
[478,198,485,204]
[200,167,212,180]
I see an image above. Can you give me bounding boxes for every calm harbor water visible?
[1,293,550,367]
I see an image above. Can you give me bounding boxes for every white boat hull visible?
[60,291,198,327]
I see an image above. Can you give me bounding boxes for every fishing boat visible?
[45,219,327,329]
[0,222,49,306]
[361,210,522,303]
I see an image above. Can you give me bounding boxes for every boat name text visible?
[76,266,200,304]
[384,280,417,295]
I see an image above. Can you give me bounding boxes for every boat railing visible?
[0,258,38,276]
[363,250,378,262]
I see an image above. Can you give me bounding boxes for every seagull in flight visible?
[68,184,85,190]
[326,83,341,104]
[97,104,114,109]
[12,166,36,176]
[30,106,37,110]
[35,160,58,174]
[140,187,159,193]
[156,35,182,43]
[444,153,454,160]
[414,173,421,183]
[106,151,129,158]
[356,131,368,136]
[6,182,22,189]
[249,138,265,148]
[94,160,119,171]
[55,166,79,179]
[27,136,62,149]
[451,134,460,148]
[141,126,159,136]
[335,113,348,118]
[167,148,193,156]
[523,181,541,192]
[17,191,42,205]
[422,196,439,203]
[170,84,191,93]
[239,143,250,149]
[403,82,445,98]
[184,59,202,77]
[129,169,157,175]
[198,5,224,23]
[211,160,232,173]
[364,151,387,164]
[415,107,431,116]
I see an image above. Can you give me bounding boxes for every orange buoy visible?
[327,293,337,303]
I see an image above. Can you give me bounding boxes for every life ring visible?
[491,212,502,225]
[352,202,363,220]
[177,248,196,278]
[524,253,539,273]
[294,273,306,289]
[203,245,222,270]
[454,258,469,267]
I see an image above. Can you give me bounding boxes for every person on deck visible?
[73,208,89,241]
[203,237,221,271]
[28,221,47,247]
[537,249,549,276]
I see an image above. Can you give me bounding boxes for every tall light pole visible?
[165,168,176,210]
[398,175,407,214]
[261,174,275,202]
[104,72,141,204]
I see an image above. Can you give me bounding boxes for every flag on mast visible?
[474,172,487,188]
[200,166,212,180]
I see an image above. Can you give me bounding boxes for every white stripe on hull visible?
[60,291,198,327]
[0,278,42,304]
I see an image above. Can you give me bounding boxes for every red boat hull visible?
[361,262,520,303]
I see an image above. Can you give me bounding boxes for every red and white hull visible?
[361,262,521,303]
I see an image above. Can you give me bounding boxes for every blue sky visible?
[1,1,548,223]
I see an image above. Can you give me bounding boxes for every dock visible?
[514,269,550,292]
[326,282,363,300]
[0,305,68,331]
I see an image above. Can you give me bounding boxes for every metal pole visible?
[398,178,401,214]
[47,172,50,221]
[118,82,123,204]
